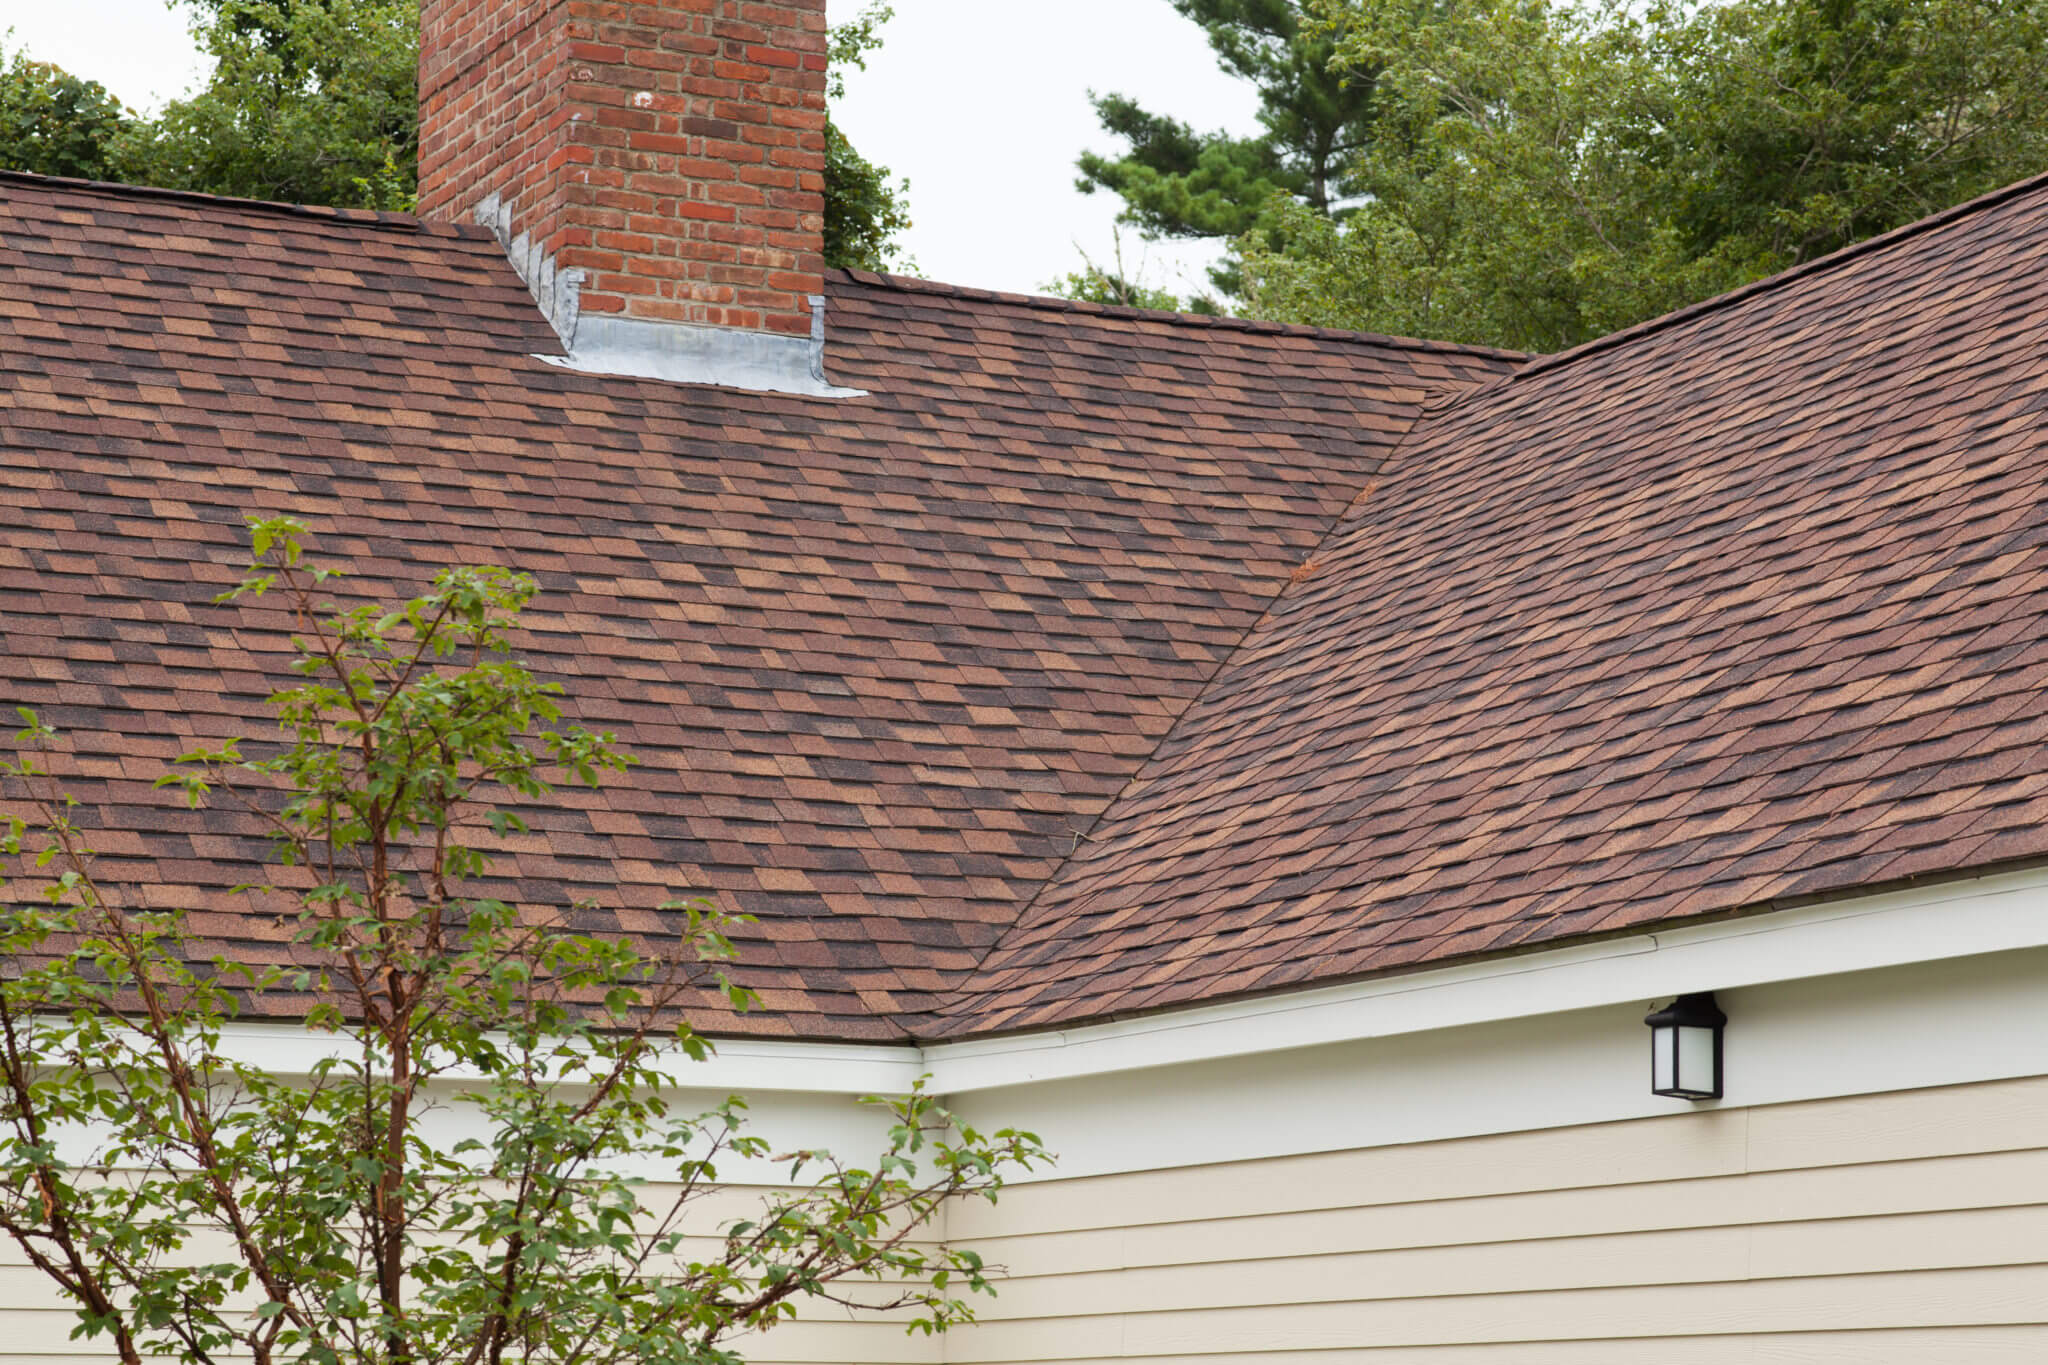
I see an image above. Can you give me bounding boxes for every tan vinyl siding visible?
[946,1074,2048,1361]
[2,1074,2044,1362]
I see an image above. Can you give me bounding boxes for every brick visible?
[418,0,824,336]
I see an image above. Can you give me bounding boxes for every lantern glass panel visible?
[1652,1028,1676,1093]
[1678,1024,1716,1095]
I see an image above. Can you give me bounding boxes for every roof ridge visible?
[1510,165,2048,385]
[2,167,1529,370]
[0,168,483,238]
[826,266,1529,363]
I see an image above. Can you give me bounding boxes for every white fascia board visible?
[214,1024,923,1097]
[677,1038,924,1094]
[212,865,2048,1098]
[921,864,2048,1093]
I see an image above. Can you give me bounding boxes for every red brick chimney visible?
[418,0,852,394]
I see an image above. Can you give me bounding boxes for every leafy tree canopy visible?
[0,44,132,181]
[0,0,914,269]
[1239,0,2048,353]
[0,519,1043,1365]
[1075,0,1382,300]
[823,4,915,273]
[133,0,420,209]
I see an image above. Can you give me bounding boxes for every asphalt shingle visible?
[939,171,2048,1035]
[0,171,1511,1040]
[13,164,2048,1043]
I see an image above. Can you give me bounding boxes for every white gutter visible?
[217,865,2048,1098]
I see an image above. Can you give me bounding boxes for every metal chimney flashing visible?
[477,196,863,398]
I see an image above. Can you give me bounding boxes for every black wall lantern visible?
[1645,992,1726,1100]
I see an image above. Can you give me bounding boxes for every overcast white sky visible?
[0,0,1258,297]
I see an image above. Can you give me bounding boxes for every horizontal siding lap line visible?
[969,1201,2048,1298]
[967,1256,2048,1326]
[953,1075,2048,1239]
[961,1147,2048,1266]
[937,1325,2048,1365]
[936,1264,2048,1358]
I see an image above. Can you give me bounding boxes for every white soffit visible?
[214,865,2048,1098]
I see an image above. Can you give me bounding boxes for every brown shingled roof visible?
[937,169,2048,1036]
[0,170,1512,1041]
[11,164,2048,1043]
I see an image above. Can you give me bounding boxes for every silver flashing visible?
[535,301,865,398]
[475,193,583,348]
[475,196,863,398]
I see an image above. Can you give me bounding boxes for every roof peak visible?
[829,267,1530,362]
[20,160,2047,385]
[1,168,1523,366]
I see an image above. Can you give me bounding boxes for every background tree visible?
[122,0,419,210]
[823,4,914,273]
[1075,0,1382,301]
[0,519,1042,1365]
[1042,227,1196,312]
[1660,0,2048,268]
[0,43,135,181]
[1240,0,2048,352]
[0,0,915,269]
[1043,264,1184,313]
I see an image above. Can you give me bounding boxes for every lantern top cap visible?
[1644,991,1726,1030]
